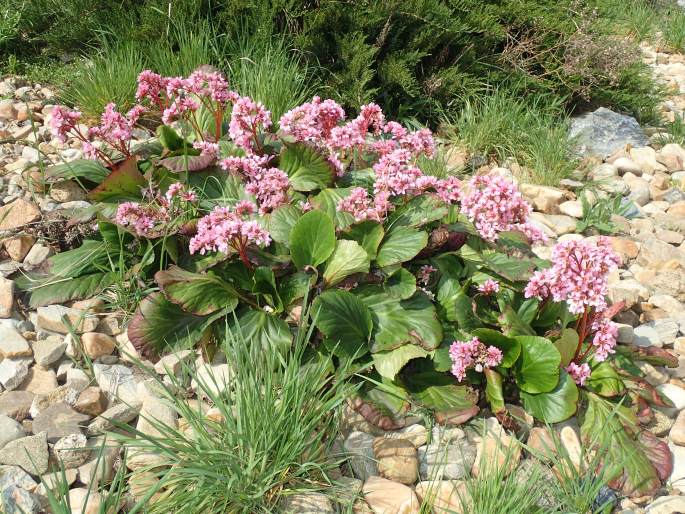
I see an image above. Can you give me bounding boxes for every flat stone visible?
[22,244,51,267]
[519,184,564,214]
[383,424,428,448]
[136,396,177,438]
[559,200,583,218]
[3,235,35,262]
[191,363,231,398]
[74,387,107,417]
[68,488,102,514]
[0,432,48,475]
[0,278,14,318]
[526,426,556,461]
[93,363,138,404]
[0,414,24,451]
[49,180,85,203]
[0,465,37,493]
[0,326,30,358]
[631,146,666,174]
[81,332,116,359]
[658,383,685,410]
[280,493,335,513]
[646,495,685,514]
[29,384,79,418]
[35,468,77,496]
[373,437,418,484]
[76,437,119,486]
[634,325,662,347]
[31,336,66,367]
[360,476,420,513]
[637,237,685,269]
[0,391,33,421]
[418,440,476,481]
[87,402,142,435]
[344,431,378,480]
[0,199,40,230]
[415,480,466,514]
[669,442,685,489]
[32,402,90,442]
[53,433,90,469]
[154,350,193,376]
[19,366,57,395]
[36,305,98,334]
[670,409,685,446]
[569,107,649,157]
[0,359,28,390]
[471,418,521,477]
[644,319,679,346]
[0,485,40,514]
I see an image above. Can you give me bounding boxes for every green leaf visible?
[472,328,521,368]
[357,379,411,428]
[373,344,428,379]
[342,221,384,259]
[155,266,239,316]
[484,368,505,414]
[279,143,333,191]
[278,272,313,308]
[386,195,448,229]
[586,361,625,397]
[156,125,186,151]
[521,370,579,423]
[22,272,117,308]
[267,205,302,246]
[554,328,579,367]
[499,305,536,336]
[87,158,146,202]
[187,170,249,208]
[514,335,561,394]
[127,292,211,357]
[357,287,442,352]
[323,240,370,286]
[454,290,482,332]
[312,290,372,358]
[385,268,416,300]
[46,159,109,183]
[227,309,293,355]
[251,266,283,311]
[311,188,355,229]
[376,227,428,267]
[581,393,662,497]
[479,252,536,282]
[404,371,477,412]
[289,210,336,268]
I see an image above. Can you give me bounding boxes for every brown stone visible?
[526,427,556,462]
[668,201,685,217]
[0,390,34,420]
[373,437,418,484]
[0,199,40,230]
[471,418,521,477]
[610,237,640,261]
[18,366,57,395]
[415,480,468,514]
[358,476,420,514]
[32,402,90,442]
[74,387,107,417]
[81,332,116,359]
[3,235,35,261]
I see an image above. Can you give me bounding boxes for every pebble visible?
[0,415,25,449]
[0,432,49,474]
[0,359,28,390]
[0,326,31,357]
[344,431,378,480]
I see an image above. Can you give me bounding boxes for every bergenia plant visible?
[22,68,678,497]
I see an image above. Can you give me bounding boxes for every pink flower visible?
[566,362,591,386]
[373,149,424,197]
[299,200,314,212]
[234,200,257,217]
[185,70,232,104]
[136,70,169,106]
[327,102,385,150]
[524,238,621,314]
[418,265,436,285]
[162,96,200,125]
[192,141,220,158]
[189,205,271,255]
[229,95,272,152]
[478,279,500,295]
[165,182,184,201]
[591,317,618,362]
[49,106,82,143]
[219,154,271,176]
[449,337,502,382]
[279,96,345,142]
[337,187,390,222]
[434,176,462,204]
[244,167,290,214]
[115,202,167,236]
[460,174,543,243]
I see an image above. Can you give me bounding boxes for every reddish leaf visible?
[160,153,216,172]
[434,405,479,426]
[87,157,146,202]
[639,431,673,481]
[602,300,626,320]
[349,396,404,430]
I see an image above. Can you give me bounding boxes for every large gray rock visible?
[569,107,649,157]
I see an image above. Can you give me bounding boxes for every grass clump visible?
[117,308,353,513]
[446,89,577,186]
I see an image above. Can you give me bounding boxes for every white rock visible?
[633,325,662,347]
[658,383,685,410]
[0,359,28,390]
[0,414,25,449]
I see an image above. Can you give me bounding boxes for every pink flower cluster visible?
[524,237,621,315]
[449,337,503,382]
[189,203,271,255]
[460,174,545,243]
[279,96,346,142]
[566,362,591,386]
[219,155,290,214]
[49,106,82,143]
[478,279,500,295]
[115,202,168,237]
[165,182,197,203]
[418,265,436,286]
[337,187,391,222]
[591,317,618,362]
[228,95,272,152]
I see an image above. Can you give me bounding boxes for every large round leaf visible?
[227,309,292,355]
[323,240,370,286]
[472,328,521,368]
[373,344,428,379]
[484,368,505,414]
[586,361,625,397]
[553,328,579,367]
[403,371,478,412]
[375,227,428,267]
[342,221,384,259]
[279,143,333,191]
[312,290,373,358]
[386,195,448,228]
[513,335,561,394]
[357,286,443,352]
[521,369,579,423]
[289,210,336,269]
[155,266,239,316]
[267,205,302,246]
[311,188,355,229]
